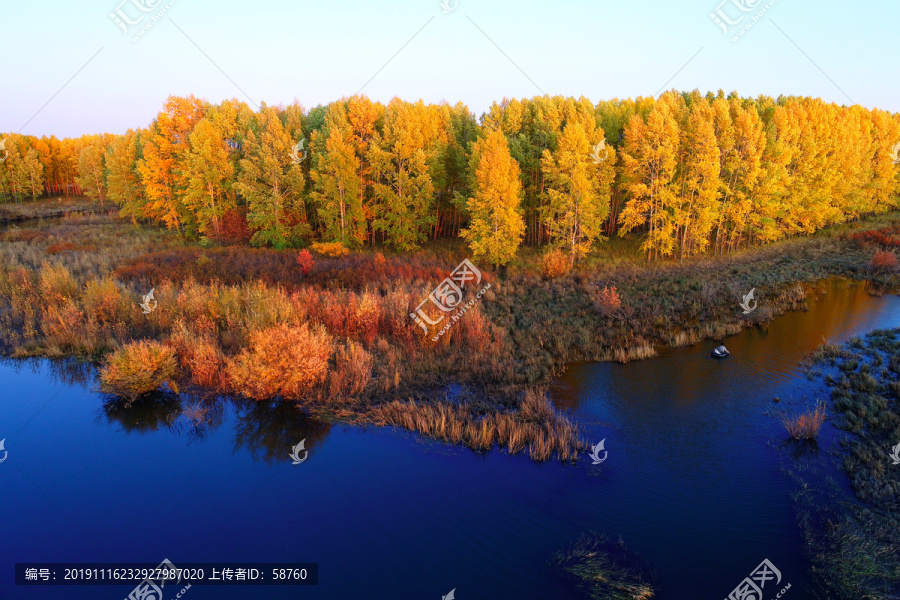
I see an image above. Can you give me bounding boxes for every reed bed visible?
[371,390,588,462]
[549,532,657,600]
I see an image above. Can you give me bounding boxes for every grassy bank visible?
[792,331,900,599]
[1,199,899,461]
[0,197,104,223]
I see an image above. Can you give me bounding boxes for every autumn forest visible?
[2,91,899,265]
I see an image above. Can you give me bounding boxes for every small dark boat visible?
[711,345,730,358]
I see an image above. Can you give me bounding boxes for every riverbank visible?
[0,199,898,462]
[791,331,900,599]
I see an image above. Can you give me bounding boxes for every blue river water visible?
[1,279,898,600]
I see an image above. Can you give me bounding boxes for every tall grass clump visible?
[780,402,827,440]
[327,341,373,399]
[100,340,177,401]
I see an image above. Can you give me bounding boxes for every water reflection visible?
[98,392,332,462]
[100,392,183,434]
[231,398,331,464]
[550,278,900,599]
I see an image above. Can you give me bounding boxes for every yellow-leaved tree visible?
[619,97,680,259]
[540,121,613,265]
[461,129,525,267]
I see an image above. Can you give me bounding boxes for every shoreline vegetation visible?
[791,331,900,599]
[1,90,899,464]
[0,199,898,465]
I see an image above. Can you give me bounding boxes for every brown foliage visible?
[328,341,373,398]
[219,207,253,245]
[372,389,587,461]
[114,246,451,292]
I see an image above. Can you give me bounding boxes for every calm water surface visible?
[1,279,898,600]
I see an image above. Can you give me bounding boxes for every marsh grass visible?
[780,403,827,440]
[793,329,900,598]
[549,532,657,600]
[372,389,588,462]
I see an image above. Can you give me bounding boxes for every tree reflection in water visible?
[231,398,332,465]
[100,391,183,434]
[98,392,332,463]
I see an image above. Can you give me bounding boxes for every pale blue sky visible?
[1,0,896,138]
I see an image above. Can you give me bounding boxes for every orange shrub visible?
[226,323,332,400]
[170,323,225,388]
[353,292,381,344]
[100,340,177,400]
[541,248,571,278]
[220,207,252,244]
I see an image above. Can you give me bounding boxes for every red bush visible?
[870,250,899,273]
[297,249,314,275]
[595,286,622,317]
